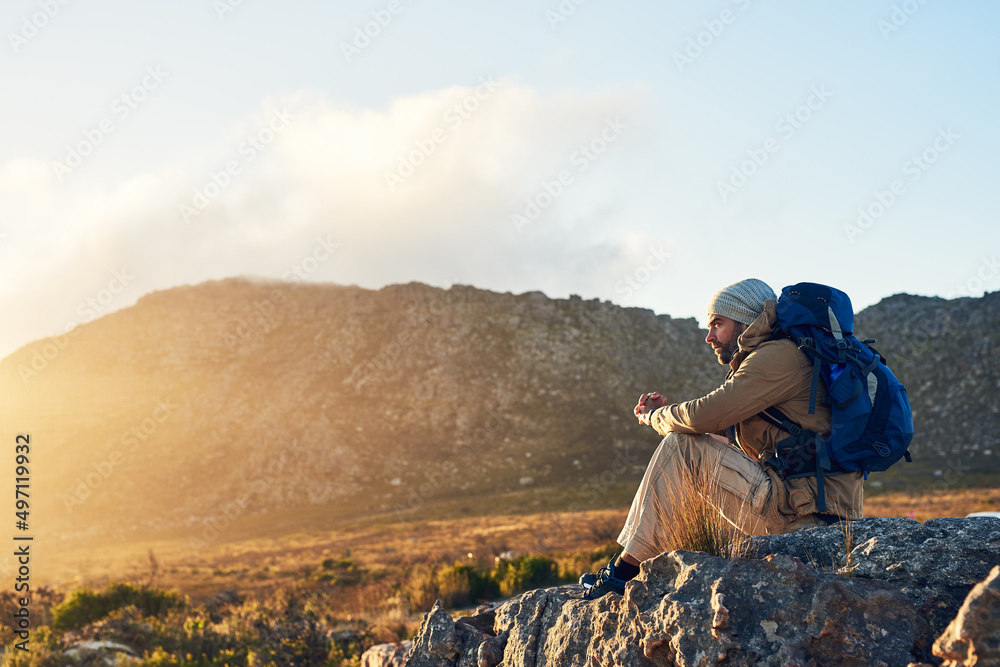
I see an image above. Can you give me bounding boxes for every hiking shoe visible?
[579,558,627,600]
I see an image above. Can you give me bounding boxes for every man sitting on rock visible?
[581,278,863,599]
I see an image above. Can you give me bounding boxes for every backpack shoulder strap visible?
[758,407,802,436]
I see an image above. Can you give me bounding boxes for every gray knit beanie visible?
[705,278,776,326]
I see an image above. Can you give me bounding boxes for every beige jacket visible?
[650,299,863,521]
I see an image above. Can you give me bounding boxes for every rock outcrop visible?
[751,517,1000,641]
[62,639,139,665]
[0,279,721,545]
[933,565,1000,667]
[396,517,1000,667]
[3,279,997,547]
[361,640,412,667]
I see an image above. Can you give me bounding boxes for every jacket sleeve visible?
[649,342,804,436]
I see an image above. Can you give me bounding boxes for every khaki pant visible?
[617,432,821,561]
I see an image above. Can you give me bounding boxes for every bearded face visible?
[717,327,744,364]
[706,315,747,365]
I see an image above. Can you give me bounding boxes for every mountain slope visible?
[853,291,1000,488]
[0,279,721,546]
[1,280,996,549]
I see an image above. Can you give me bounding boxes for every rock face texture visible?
[751,517,1000,641]
[933,565,1000,667]
[361,640,412,667]
[0,279,720,544]
[398,518,1000,667]
[853,292,1000,467]
[1,280,997,545]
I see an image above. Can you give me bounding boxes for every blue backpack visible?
[759,282,913,513]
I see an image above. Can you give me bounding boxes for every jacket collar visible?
[730,299,779,371]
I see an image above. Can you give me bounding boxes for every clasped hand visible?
[634,392,668,425]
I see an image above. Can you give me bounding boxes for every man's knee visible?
[781,514,830,534]
[657,432,719,457]
[663,432,739,473]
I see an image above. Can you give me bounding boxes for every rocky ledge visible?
[377,517,1000,667]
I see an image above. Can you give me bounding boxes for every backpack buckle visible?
[764,455,788,474]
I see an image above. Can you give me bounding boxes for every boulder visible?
[361,640,412,667]
[933,565,1000,666]
[403,601,508,667]
[403,518,1000,666]
[633,551,929,666]
[751,517,1000,641]
[63,640,139,665]
[405,551,929,666]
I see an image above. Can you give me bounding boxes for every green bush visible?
[406,564,439,611]
[436,563,494,609]
[408,555,568,611]
[0,625,61,667]
[554,542,620,582]
[491,556,560,598]
[50,582,183,631]
[3,586,386,667]
[407,561,495,611]
[316,558,361,585]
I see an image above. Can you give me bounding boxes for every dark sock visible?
[613,558,640,581]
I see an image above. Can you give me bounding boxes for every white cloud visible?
[0,80,668,360]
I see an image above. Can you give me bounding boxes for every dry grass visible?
[649,458,754,559]
[4,480,993,666]
[864,486,1000,521]
[41,488,999,598]
[41,510,628,605]
[20,486,996,645]
[6,510,633,662]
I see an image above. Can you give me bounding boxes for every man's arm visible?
[648,341,804,436]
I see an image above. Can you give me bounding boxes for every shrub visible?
[316,558,361,585]
[408,560,504,611]
[406,564,439,612]
[408,555,567,610]
[557,542,620,581]
[0,625,61,666]
[436,563,494,608]
[50,582,183,631]
[491,556,559,598]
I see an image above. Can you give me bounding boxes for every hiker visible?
[581,278,864,599]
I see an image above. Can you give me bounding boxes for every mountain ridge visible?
[1,278,996,551]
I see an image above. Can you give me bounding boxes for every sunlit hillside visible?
[0,279,997,589]
[0,279,722,570]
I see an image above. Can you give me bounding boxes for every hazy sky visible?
[2,1,998,360]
